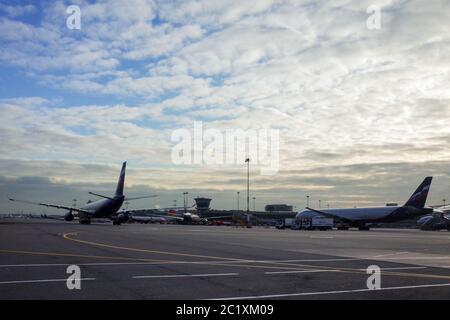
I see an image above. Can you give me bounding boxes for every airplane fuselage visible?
[417,214,450,231]
[79,196,124,220]
[297,206,432,225]
[179,213,206,224]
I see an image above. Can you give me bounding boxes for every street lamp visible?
[306,195,310,208]
[183,192,189,212]
[253,197,256,212]
[245,158,250,215]
[237,192,240,211]
[443,199,446,207]
[319,199,321,209]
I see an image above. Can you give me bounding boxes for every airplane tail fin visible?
[404,176,432,208]
[115,162,127,197]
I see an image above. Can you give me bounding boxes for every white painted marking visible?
[0,258,444,269]
[0,256,430,268]
[133,273,239,279]
[357,266,427,271]
[210,283,450,300]
[371,252,409,259]
[0,278,95,285]
[309,236,334,239]
[0,258,357,268]
[265,269,341,275]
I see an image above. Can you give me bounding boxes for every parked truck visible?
[275,218,295,229]
[299,216,334,230]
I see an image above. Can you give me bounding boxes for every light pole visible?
[183,192,189,213]
[253,197,256,212]
[443,199,447,207]
[237,192,240,211]
[73,199,77,208]
[306,195,310,208]
[245,158,250,215]
[327,203,330,209]
[319,199,321,209]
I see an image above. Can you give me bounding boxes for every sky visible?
[0,0,450,214]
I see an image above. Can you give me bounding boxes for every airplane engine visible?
[117,213,129,223]
[64,211,74,221]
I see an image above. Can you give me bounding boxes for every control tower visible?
[194,197,212,215]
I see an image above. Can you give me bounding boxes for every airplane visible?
[121,208,184,224]
[146,205,235,225]
[129,212,167,224]
[297,177,433,230]
[8,162,157,225]
[150,210,211,224]
[417,205,450,231]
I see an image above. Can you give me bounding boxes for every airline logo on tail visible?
[115,161,127,196]
[404,176,432,208]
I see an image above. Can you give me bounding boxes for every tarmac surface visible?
[1,218,450,299]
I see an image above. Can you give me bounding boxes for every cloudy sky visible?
[0,0,449,213]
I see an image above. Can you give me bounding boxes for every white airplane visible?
[9,162,157,225]
[417,205,450,231]
[297,177,433,230]
[146,205,233,225]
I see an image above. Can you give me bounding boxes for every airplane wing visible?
[305,207,353,223]
[130,215,166,223]
[124,195,158,201]
[204,215,233,220]
[121,207,186,215]
[8,197,92,215]
[147,214,184,222]
[121,208,184,221]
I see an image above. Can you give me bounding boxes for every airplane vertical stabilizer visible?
[404,176,432,208]
[115,162,127,197]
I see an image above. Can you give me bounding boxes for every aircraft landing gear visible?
[79,219,91,225]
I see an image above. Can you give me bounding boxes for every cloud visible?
[0,4,36,18]
[1,159,450,213]
[0,1,450,211]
